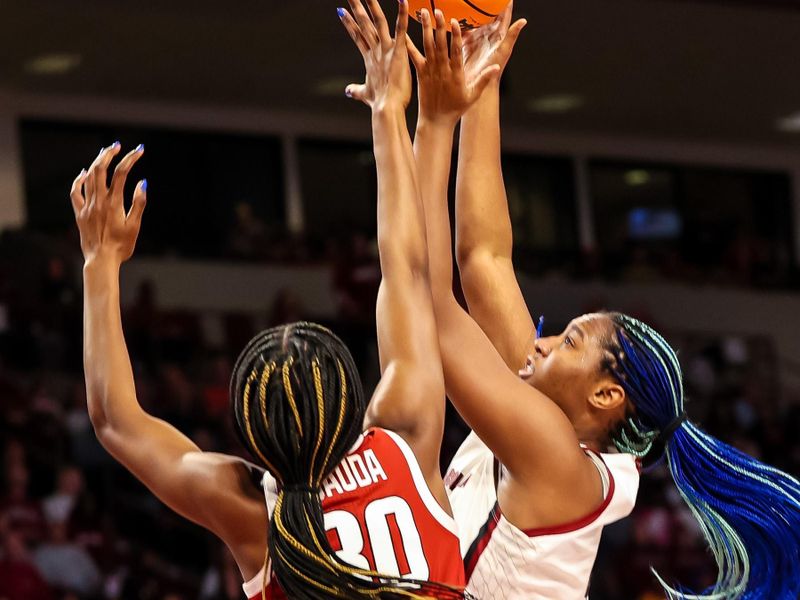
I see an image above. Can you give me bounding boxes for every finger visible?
[406,36,426,72]
[450,19,464,72]
[126,179,147,230]
[470,64,501,99]
[434,10,449,65]
[364,0,391,48]
[420,9,435,61]
[347,0,379,48]
[501,18,527,54]
[70,169,87,217]
[499,0,513,32]
[109,144,145,200]
[84,160,96,210]
[339,8,371,57]
[395,0,409,40]
[345,83,368,103]
[91,142,122,198]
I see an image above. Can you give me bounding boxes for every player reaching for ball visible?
[72,2,470,598]
[407,4,800,599]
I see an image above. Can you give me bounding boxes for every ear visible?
[588,381,626,411]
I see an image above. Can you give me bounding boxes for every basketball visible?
[408,0,510,29]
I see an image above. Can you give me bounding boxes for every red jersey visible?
[243,428,464,599]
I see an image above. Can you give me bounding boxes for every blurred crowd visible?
[0,225,798,600]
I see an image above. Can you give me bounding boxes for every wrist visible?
[83,254,122,277]
[417,111,460,131]
[371,101,407,121]
[465,83,500,117]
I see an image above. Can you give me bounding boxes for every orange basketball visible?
[408,0,510,30]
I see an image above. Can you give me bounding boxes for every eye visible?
[563,335,574,348]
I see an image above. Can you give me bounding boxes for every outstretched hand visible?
[71,143,147,265]
[339,0,412,112]
[462,1,526,93]
[408,8,501,125]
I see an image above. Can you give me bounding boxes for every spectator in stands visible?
[0,460,46,545]
[0,518,53,600]
[42,465,83,525]
[32,520,102,597]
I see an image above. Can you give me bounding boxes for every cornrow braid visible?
[231,322,467,600]
[600,312,800,599]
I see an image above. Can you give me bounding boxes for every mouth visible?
[518,355,534,380]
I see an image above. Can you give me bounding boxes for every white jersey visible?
[444,432,640,600]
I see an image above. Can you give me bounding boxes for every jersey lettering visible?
[322,449,389,499]
[324,496,430,580]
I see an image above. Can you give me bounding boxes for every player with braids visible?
[72,1,477,598]
[228,322,465,600]
[404,3,800,598]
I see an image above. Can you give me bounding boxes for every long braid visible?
[231,322,466,600]
[601,312,800,599]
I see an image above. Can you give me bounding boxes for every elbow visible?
[380,241,430,280]
[457,250,494,297]
[86,397,110,439]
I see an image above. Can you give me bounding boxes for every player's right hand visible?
[70,143,147,265]
[408,8,501,125]
[339,0,412,112]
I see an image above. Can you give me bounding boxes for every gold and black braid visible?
[231,322,469,600]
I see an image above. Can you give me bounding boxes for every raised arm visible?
[409,8,500,298]
[455,4,531,369]
[408,11,599,515]
[73,145,265,578]
[338,0,444,483]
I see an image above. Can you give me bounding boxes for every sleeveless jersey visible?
[444,432,640,600]
[243,427,464,600]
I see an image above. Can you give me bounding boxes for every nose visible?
[534,337,553,357]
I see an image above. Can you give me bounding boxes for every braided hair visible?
[600,312,800,599]
[231,322,466,599]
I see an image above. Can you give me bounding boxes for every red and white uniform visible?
[243,428,464,600]
[445,432,640,600]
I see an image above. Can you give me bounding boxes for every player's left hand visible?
[409,8,501,124]
[339,0,412,112]
[462,1,527,93]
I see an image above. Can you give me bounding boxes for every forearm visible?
[373,106,429,276]
[82,258,144,434]
[456,84,513,262]
[413,116,457,296]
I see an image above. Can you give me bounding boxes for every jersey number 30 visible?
[324,495,430,579]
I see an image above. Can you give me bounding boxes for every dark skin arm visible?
[73,145,266,580]
[409,10,604,529]
[455,3,533,370]
[339,0,449,507]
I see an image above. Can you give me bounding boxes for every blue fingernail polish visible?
[112,140,120,148]
[337,7,345,18]
[345,89,352,98]
[135,143,144,152]
[79,168,86,177]
[141,179,148,192]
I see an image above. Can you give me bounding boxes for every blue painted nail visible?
[141,179,148,192]
[112,140,120,148]
[79,168,86,177]
[337,7,345,18]
[135,143,144,152]
[345,88,352,98]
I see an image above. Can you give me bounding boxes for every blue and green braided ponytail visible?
[603,312,800,600]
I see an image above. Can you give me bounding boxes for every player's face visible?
[518,313,614,418]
